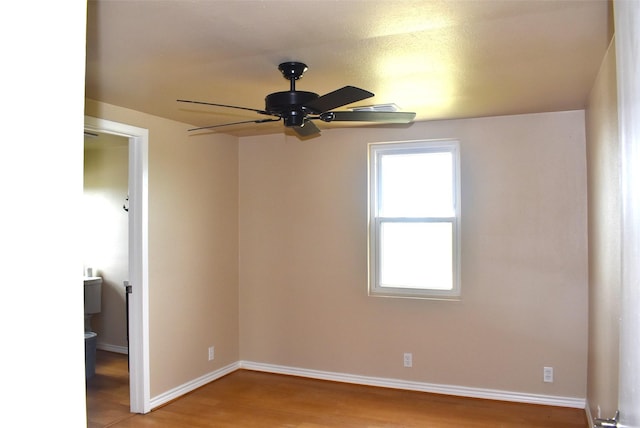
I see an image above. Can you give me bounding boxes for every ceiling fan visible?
[177,62,416,138]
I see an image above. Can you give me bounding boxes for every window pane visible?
[379,152,453,217]
[380,222,453,290]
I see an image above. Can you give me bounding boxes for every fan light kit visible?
[178,61,415,138]
[350,103,401,112]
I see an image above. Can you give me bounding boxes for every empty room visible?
[3,1,638,427]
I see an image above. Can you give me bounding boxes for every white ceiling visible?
[85,0,610,137]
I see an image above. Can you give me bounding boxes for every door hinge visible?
[594,410,619,428]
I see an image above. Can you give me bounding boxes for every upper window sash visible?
[372,143,459,218]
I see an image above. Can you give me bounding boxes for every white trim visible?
[97,342,128,355]
[615,1,640,424]
[239,361,586,409]
[150,362,240,409]
[84,116,150,414]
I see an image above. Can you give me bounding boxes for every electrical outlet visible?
[403,352,413,368]
[543,366,553,383]
[208,346,215,361]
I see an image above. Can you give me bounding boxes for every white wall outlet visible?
[543,366,553,383]
[208,346,215,361]
[403,352,413,368]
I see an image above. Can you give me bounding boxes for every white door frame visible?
[615,0,640,426]
[84,116,150,414]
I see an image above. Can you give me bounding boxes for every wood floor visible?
[87,350,588,427]
[86,350,132,427]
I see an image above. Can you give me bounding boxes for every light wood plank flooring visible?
[86,350,132,427]
[87,350,587,427]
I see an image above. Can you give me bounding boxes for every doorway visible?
[83,131,129,355]
[84,116,150,414]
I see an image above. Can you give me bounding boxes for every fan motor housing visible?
[265,90,318,127]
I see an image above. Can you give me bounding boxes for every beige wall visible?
[239,111,589,398]
[85,99,240,397]
[83,133,129,349]
[585,38,620,418]
[85,99,589,400]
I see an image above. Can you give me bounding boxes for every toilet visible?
[84,331,98,378]
[84,276,102,378]
[84,276,102,331]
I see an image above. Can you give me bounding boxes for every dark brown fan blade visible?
[320,111,416,123]
[177,99,272,116]
[188,118,281,132]
[303,86,374,113]
[292,119,321,137]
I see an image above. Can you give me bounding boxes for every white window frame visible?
[368,139,461,300]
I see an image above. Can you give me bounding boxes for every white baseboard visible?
[148,359,586,412]
[150,362,240,409]
[239,360,586,409]
[97,342,128,354]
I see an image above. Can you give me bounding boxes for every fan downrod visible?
[266,62,318,127]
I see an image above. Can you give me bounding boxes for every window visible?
[368,140,460,299]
